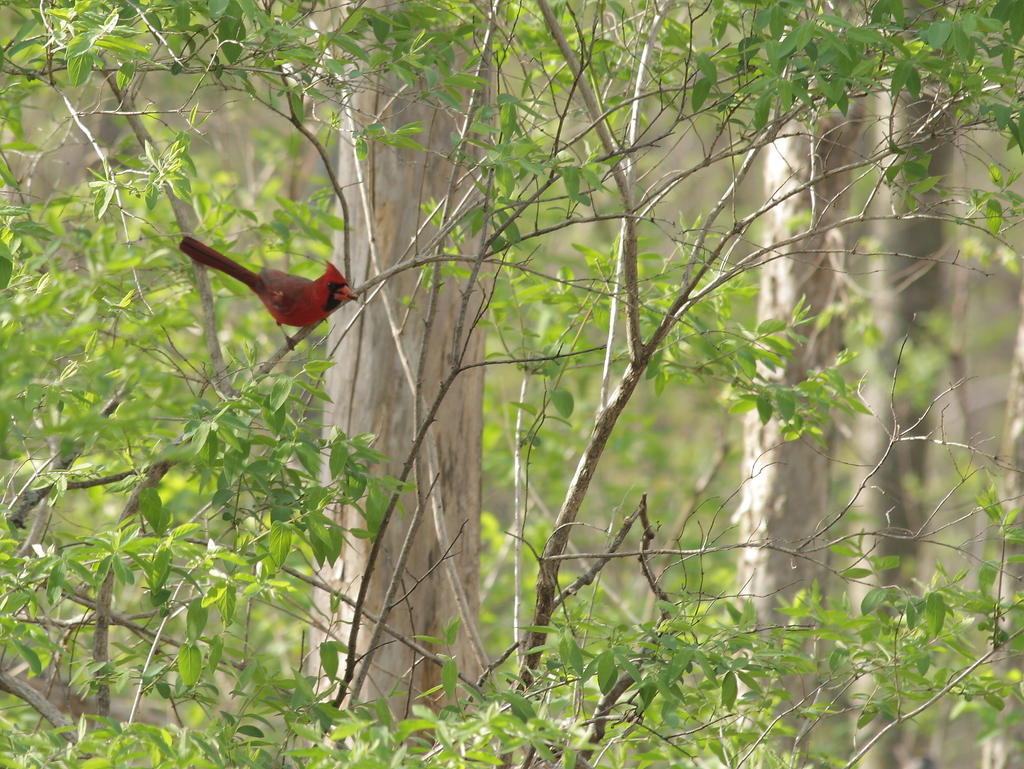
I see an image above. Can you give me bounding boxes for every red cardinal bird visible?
[179,236,357,327]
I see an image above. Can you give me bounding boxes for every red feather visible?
[180,237,357,327]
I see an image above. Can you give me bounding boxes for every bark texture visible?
[853,95,952,769]
[313,81,484,713]
[737,114,861,625]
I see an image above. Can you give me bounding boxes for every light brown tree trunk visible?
[311,51,485,713]
[853,94,952,769]
[737,114,859,626]
[982,273,1024,768]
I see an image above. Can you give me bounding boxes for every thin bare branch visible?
[0,669,76,741]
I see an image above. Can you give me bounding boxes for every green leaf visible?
[860,587,888,614]
[442,657,457,700]
[93,181,115,220]
[925,592,946,636]
[505,692,535,722]
[829,645,849,672]
[985,692,1006,711]
[873,555,900,572]
[187,599,208,641]
[209,0,230,20]
[756,318,787,335]
[753,94,771,129]
[841,567,871,579]
[857,706,877,729]
[443,616,460,645]
[923,20,952,49]
[559,632,584,675]
[117,60,135,90]
[911,175,941,195]
[178,642,202,686]
[597,650,618,694]
[952,24,974,61]
[550,388,574,418]
[562,165,580,201]
[720,670,737,709]
[0,253,11,290]
[295,440,321,477]
[46,559,66,604]
[978,560,998,596]
[78,759,112,769]
[906,597,920,629]
[207,583,237,625]
[139,487,169,534]
[775,389,796,421]
[268,377,292,411]
[269,522,292,569]
[145,547,170,602]
[986,198,1003,236]
[11,638,42,676]
[330,717,370,741]
[67,54,92,87]
[363,485,387,537]
[729,395,758,414]
[0,157,18,188]
[320,641,341,680]
[217,6,244,63]
[691,77,712,111]
[329,439,349,479]
[190,420,213,455]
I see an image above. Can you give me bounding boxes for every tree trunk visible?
[853,93,952,769]
[311,53,485,713]
[982,272,1024,768]
[737,114,860,627]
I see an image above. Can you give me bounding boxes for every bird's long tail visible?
[179,237,260,291]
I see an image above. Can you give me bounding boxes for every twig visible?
[521,358,647,684]
[65,470,137,490]
[426,443,490,672]
[637,496,670,622]
[128,580,189,724]
[485,496,644,686]
[104,74,233,392]
[278,563,484,696]
[334,364,463,706]
[581,673,635,762]
[0,669,76,741]
[618,1,671,362]
[842,626,1024,769]
[11,386,126,531]
[53,84,130,243]
[552,496,646,613]
[513,372,530,666]
[348,477,436,702]
[279,70,353,280]
[9,454,59,531]
[92,461,172,717]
